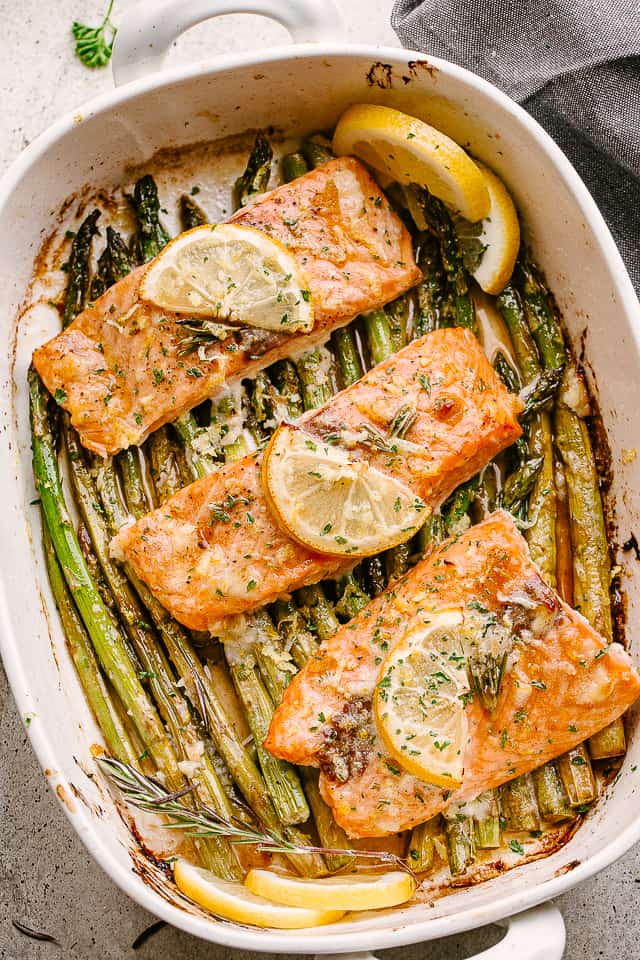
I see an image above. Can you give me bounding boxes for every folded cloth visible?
[392,0,640,292]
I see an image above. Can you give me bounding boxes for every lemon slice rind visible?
[457,162,520,296]
[140,223,314,333]
[374,609,469,788]
[245,868,416,912]
[332,104,490,222]
[173,859,345,929]
[262,423,427,559]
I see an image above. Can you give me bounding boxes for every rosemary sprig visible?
[389,403,417,439]
[176,318,236,358]
[98,757,414,876]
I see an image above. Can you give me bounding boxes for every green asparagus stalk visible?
[556,745,597,808]
[473,793,501,849]
[419,192,476,333]
[301,133,333,169]
[227,653,310,826]
[172,413,219,480]
[297,584,340,641]
[530,763,573,822]
[332,326,364,387]
[444,814,475,876]
[282,151,309,182]
[272,599,319,669]
[234,132,272,209]
[131,174,170,262]
[63,209,101,326]
[335,572,370,620]
[147,425,184,502]
[406,817,442,871]
[500,774,540,831]
[91,226,133,298]
[29,369,182,788]
[385,293,410,351]
[363,308,396,365]
[296,347,335,410]
[270,360,304,418]
[117,448,152,517]
[42,523,137,765]
[300,769,354,871]
[497,284,557,585]
[414,234,446,336]
[179,193,208,230]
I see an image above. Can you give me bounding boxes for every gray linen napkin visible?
[391,0,640,292]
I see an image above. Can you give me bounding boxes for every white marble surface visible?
[1,3,638,958]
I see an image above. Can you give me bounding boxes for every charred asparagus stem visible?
[42,522,137,765]
[301,133,333,169]
[131,174,171,262]
[91,226,134,298]
[234,132,273,209]
[444,814,476,876]
[63,209,101,325]
[179,193,209,229]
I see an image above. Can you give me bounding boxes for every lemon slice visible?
[332,104,490,222]
[140,223,314,332]
[456,162,520,295]
[173,859,345,929]
[374,609,470,788]
[262,422,427,558]
[245,868,416,911]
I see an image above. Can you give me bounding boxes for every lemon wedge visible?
[245,868,416,911]
[173,859,345,929]
[374,609,470,788]
[332,104,490,222]
[262,422,426,558]
[456,162,520,295]
[140,223,314,332]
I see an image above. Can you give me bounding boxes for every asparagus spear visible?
[419,192,476,333]
[518,268,623,760]
[406,817,441,872]
[147,425,184,503]
[42,523,137,765]
[414,234,446,336]
[297,584,340,641]
[500,774,540,831]
[556,745,597,808]
[301,133,333,169]
[91,226,133,298]
[281,151,308,182]
[531,762,572,822]
[29,370,182,788]
[296,347,335,409]
[270,360,304,418]
[117,447,152,517]
[473,793,501,849]
[179,193,208,230]
[497,284,557,585]
[332,326,364,388]
[272,599,319,669]
[131,174,170,262]
[335,572,370,620]
[63,209,100,326]
[234,132,272,209]
[444,814,475,876]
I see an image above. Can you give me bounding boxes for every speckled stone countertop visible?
[1,3,638,958]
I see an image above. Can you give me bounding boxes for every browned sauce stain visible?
[56,783,77,813]
[366,62,394,89]
[366,59,438,89]
[555,858,581,876]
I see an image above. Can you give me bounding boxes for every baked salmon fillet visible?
[33,157,419,457]
[265,511,640,838]
[112,329,523,630]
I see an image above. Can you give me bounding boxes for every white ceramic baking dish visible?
[2,2,640,957]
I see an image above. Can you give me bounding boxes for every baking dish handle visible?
[314,901,566,960]
[111,0,345,86]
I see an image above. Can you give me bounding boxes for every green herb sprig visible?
[98,756,414,875]
[72,0,117,69]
